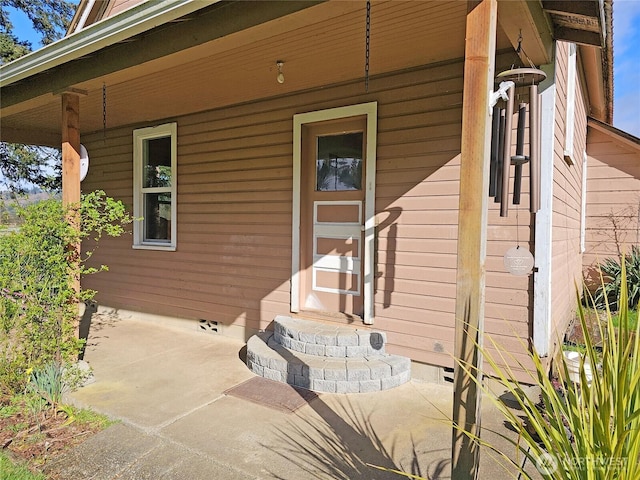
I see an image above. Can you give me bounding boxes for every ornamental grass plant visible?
[370,258,640,479]
[590,245,640,311]
[459,260,640,479]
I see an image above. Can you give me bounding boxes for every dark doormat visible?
[224,377,318,413]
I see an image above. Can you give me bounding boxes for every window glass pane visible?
[143,136,172,188]
[316,132,363,191]
[144,193,172,242]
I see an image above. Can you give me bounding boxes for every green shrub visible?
[0,191,131,396]
[590,246,640,310]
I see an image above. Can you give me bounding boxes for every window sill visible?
[133,244,176,252]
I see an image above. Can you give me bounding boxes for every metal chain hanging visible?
[102,83,107,143]
[365,1,370,93]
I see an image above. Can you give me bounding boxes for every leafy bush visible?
[590,245,640,310]
[0,191,131,396]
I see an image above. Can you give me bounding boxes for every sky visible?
[5,1,640,138]
[611,0,640,137]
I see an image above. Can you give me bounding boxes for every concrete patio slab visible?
[47,312,542,480]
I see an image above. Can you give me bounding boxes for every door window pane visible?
[143,136,172,188]
[316,132,363,191]
[144,193,172,242]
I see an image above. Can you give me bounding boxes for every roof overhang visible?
[1,0,220,88]
[542,0,606,47]
[67,0,110,35]
[0,0,614,145]
[538,1,612,123]
[588,117,640,153]
[578,0,613,123]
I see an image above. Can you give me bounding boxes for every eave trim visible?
[0,0,218,87]
[588,117,640,153]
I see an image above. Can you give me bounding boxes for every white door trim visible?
[533,62,556,356]
[291,102,377,324]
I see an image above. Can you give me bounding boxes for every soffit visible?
[1,0,532,146]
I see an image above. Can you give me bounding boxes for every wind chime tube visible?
[513,167,522,205]
[500,83,515,217]
[489,106,501,198]
[529,84,540,213]
[495,109,505,203]
[513,103,527,205]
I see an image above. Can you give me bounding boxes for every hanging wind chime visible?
[490,35,546,276]
[489,35,546,218]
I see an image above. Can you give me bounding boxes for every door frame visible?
[291,102,377,324]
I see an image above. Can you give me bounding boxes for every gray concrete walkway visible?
[45,312,541,480]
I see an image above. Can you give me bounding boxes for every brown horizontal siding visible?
[83,58,534,375]
[584,128,640,282]
[549,41,588,348]
[104,0,144,18]
[376,223,458,240]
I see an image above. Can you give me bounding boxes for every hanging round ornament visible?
[503,246,534,276]
[80,144,89,182]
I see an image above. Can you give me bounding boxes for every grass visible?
[0,391,116,475]
[562,343,587,354]
[73,406,116,430]
[577,306,638,330]
[611,308,638,329]
[0,451,45,480]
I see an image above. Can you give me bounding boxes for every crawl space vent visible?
[199,319,219,334]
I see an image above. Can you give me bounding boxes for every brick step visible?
[273,315,386,357]
[246,332,411,393]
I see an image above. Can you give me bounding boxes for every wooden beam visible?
[542,0,601,19]
[553,27,602,47]
[498,0,553,66]
[54,87,88,97]
[452,1,497,479]
[61,93,81,207]
[61,92,81,303]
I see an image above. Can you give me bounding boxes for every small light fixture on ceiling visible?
[276,60,285,84]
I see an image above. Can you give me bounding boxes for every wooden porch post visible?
[61,92,81,208]
[61,92,82,298]
[451,1,497,479]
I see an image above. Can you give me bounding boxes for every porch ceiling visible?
[1,0,536,147]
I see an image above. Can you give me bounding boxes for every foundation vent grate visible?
[199,319,219,334]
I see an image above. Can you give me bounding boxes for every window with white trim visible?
[133,123,177,250]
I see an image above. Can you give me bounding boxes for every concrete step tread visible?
[246,332,411,393]
[273,315,386,356]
